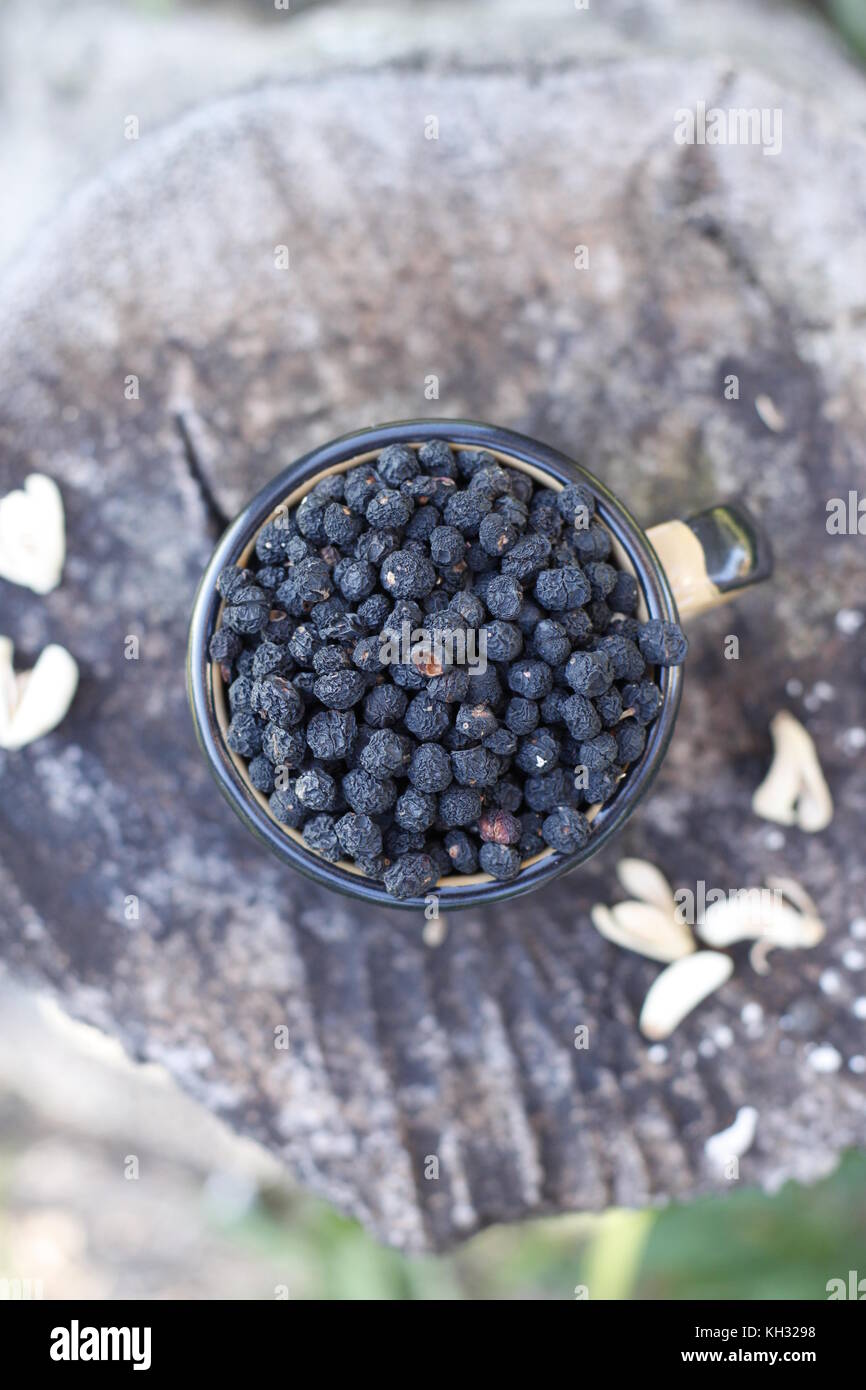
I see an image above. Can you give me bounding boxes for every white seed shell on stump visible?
[615,857,677,914]
[704,1106,758,1170]
[0,641,79,750]
[0,473,66,594]
[752,710,833,833]
[697,881,825,974]
[591,901,694,963]
[639,950,733,1040]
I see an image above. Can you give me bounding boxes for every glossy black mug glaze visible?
[187,420,771,910]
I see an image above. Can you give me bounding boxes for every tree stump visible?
[1,12,865,1250]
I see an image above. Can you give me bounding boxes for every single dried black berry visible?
[444,830,478,874]
[483,726,517,757]
[596,634,645,682]
[228,675,253,712]
[335,812,383,861]
[306,708,357,761]
[523,767,577,813]
[408,742,453,793]
[444,489,492,537]
[377,443,420,486]
[395,787,438,833]
[248,755,276,794]
[455,702,498,740]
[295,768,337,812]
[595,686,624,727]
[478,512,518,558]
[263,722,306,768]
[251,675,305,729]
[479,808,521,845]
[529,618,570,666]
[615,718,647,765]
[563,693,602,742]
[383,852,439,901]
[269,783,304,827]
[380,549,436,599]
[515,730,559,776]
[438,785,483,827]
[360,727,412,779]
[478,842,522,880]
[418,440,457,476]
[505,696,539,735]
[484,573,522,619]
[226,712,263,757]
[621,679,662,726]
[637,619,688,666]
[342,768,397,815]
[608,570,638,615]
[404,693,450,741]
[507,658,553,700]
[209,627,243,664]
[366,488,412,531]
[451,746,501,788]
[223,585,270,634]
[427,669,469,704]
[313,669,367,710]
[556,483,595,527]
[534,565,590,612]
[430,525,466,567]
[564,650,614,697]
[481,620,523,663]
[578,732,618,769]
[303,813,342,861]
[542,806,591,854]
[363,683,408,729]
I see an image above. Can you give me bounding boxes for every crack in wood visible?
[174,410,230,538]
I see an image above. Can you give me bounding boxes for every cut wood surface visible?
[1,7,865,1249]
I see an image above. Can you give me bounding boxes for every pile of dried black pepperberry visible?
[209,441,687,900]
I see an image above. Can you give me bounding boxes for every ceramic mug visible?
[187,420,772,909]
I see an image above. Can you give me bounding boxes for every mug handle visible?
[646,500,774,620]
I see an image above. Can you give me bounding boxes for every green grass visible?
[222,1151,866,1300]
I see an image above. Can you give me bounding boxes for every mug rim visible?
[187,419,683,910]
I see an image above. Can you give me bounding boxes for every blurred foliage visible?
[826,0,866,59]
[223,1151,866,1299]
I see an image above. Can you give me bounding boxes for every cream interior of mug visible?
[210,442,647,887]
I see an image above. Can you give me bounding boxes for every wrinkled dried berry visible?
[313,669,367,710]
[269,782,304,827]
[380,549,436,599]
[479,808,521,845]
[444,829,478,874]
[535,565,590,612]
[438,786,483,827]
[363,683,408,729]
[542,806,591,854]
[360,727,412,779]
[622,678,662,726]
[342,768,397,815]
[295,767,337,812]
[478,842,522,880]
[451,746,501,788]
[637,619,688,666]
[303,814,342,861]
[335,812,383,860]
[383,852,439,901]
[306,708,357,761]
[395,786,438,833]
[565,650,614,697]
[408,742,453,793]
[507,658,553,700]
